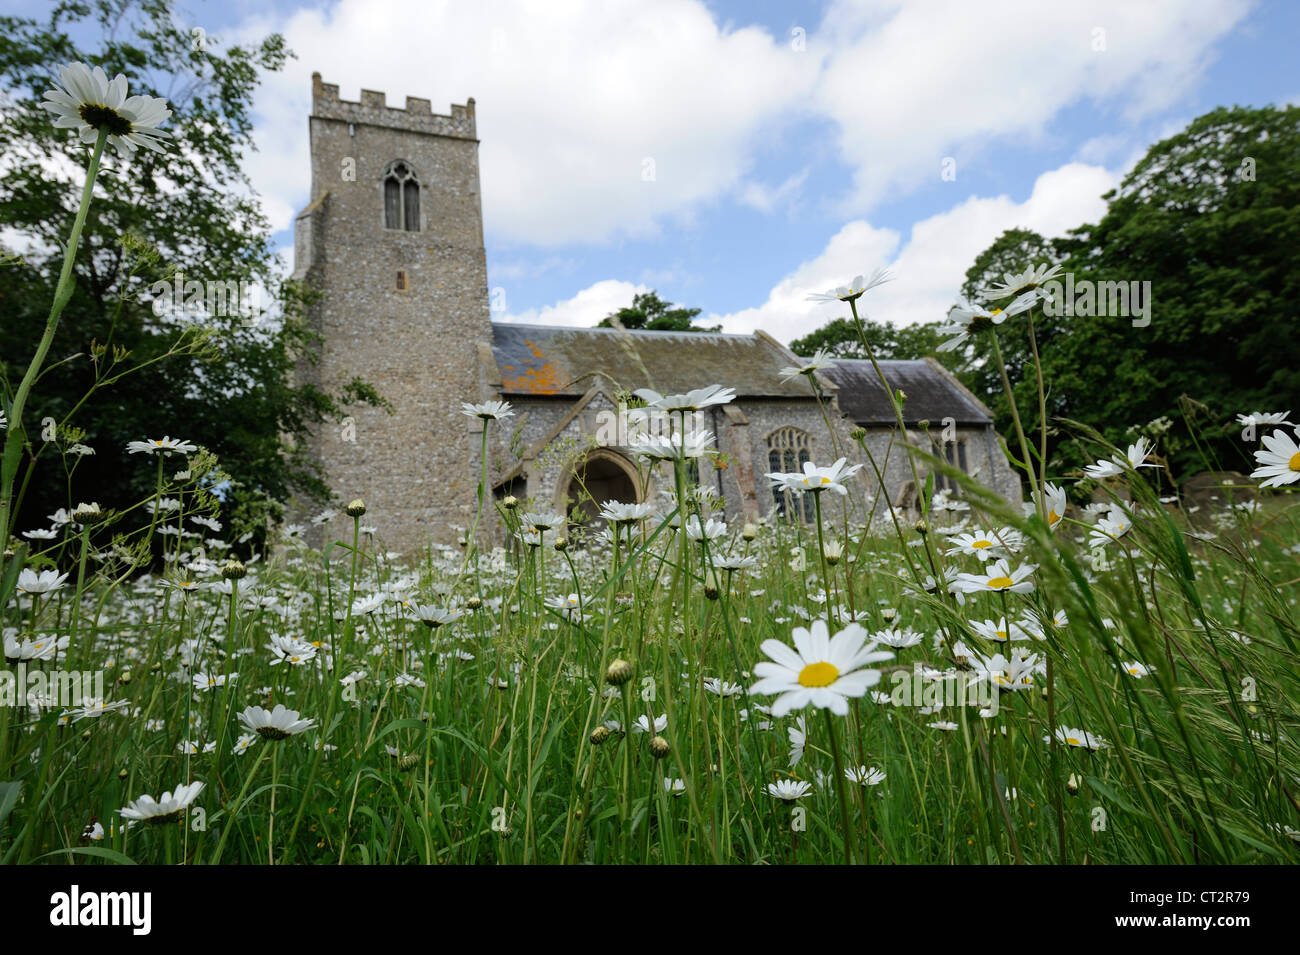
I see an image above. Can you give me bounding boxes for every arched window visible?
[767,427,814,523]
[383,161,420,231]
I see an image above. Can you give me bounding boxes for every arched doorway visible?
[558,449,641,526]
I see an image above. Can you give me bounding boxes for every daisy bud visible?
[742,522,759,541]
[72,502,101,522]
[118,769,129,780]
[823,540,843,566]
[81,729,92,741]
[118,668,132,685]
[553,537,568,552]
[345,498,367,517]
[649,735,671,759]
[502,495,519,510]
[221,559,246,580]
[398,753,421,772]
[880,606,897,622]
[850,426,867,441]
[1066,773,1080,796]
[467,595,482,610]
[589,725,611,746]
[150,662,162,673]
[914,519,928,536]
[604,658,634,686]
[703,570,720,600]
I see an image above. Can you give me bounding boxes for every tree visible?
[789,316,960,373]
[0,0,383,544]
[951,106,1300,482]
[597,290,720,332]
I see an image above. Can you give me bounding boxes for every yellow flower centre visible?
[820,476,831,484]
[971,540,993,549]
[986,576,1014,590]
[995,631,1007,640]
[1048,509,1060,525]
[1289,451,1300,471]
[798,661,840,687]
[1065,736,1081,746]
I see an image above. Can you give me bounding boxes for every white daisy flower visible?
[805,267,893,304]
[1047,726,1109,751]
[40,61,171,159]
[749,620,894,717]
[118,781,203,826]
[16,568,69,595]
[633,385,735,414]
[460,400,514,421]
[237,704,316,741]
[950,559,1036,595]
[126,435,196,456]
[1251,427,1300,488]
[766,779,813,801]
[780,348,837,382]
[978,262,1064,302]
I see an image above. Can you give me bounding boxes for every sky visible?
[9,0,1299,345]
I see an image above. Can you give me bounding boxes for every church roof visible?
[820,358,993,427]
[490,323,817,398]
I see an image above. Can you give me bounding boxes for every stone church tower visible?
[293,74,493,551]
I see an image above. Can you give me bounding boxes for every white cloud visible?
[710,162,1119,343]
[812,0,1252,213]
[498,278,647,328]
[239,0,819,245]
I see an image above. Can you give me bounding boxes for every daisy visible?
[633,385,735,414]
[766,457,862,496]
[1024,482,1067,530]
[1251,427,1300,488]
[787,716,807,768]
[1088,512,1132,549]
[627,429,715,460]
[598,501,654,524]
[265,634,317,667]
[118,781,203,826]
[950,559,1036,595]
[780,348,836,382]
[686,515,727,542]
[766,779,813,801]
[192,672,235,692]
[237,704,316,741]
[460,400,514,421]
[1083,437,1159,479]
[411,605,464,628]
[663,778,687,796]
[845,765,886,786]
[969,617,1031,644]
[749,619,894,717]
[519,511,566,533]
[1236,411,1292,429]
[806,267,893,304]
[41,62,171,159]
[16,568,69,595]
[712,553,759,571]
[1047,726,1110,751]
[871,627,925,648]
[1121,661,1154,678]
[945,530,1008,561]
[937,293,1036,351]
[978,262,1064,302]
[126,436,196,456]
[702,677,744,697]
[632,713,668,734]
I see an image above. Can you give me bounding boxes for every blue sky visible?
[9,0,1299,343]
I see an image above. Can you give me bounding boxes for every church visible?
[292,75,1021,551]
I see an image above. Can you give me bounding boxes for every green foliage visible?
[597,290,720,332]
[950,107,1300,486]
[0,0,383,542]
